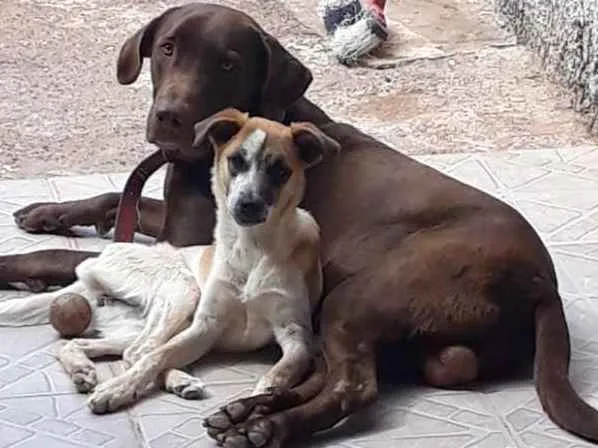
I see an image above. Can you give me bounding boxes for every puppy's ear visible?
[117,7,180,85]
[260,33,313,121]
[193,109,248,150]
[291,122,340,168]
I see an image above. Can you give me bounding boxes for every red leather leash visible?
[113,149,167,242]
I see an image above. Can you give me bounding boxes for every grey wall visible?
[495,0,598,132]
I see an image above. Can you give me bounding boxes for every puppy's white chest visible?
[213,245,302,351]
[224,241,274,299]
[215,276,277,352]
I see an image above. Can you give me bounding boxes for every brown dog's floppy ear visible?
[291,122,341,168]
[260,33,313,121]
[117,7,180,85]
[192,109,249,150]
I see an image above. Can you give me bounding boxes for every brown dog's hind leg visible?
[0,250,97,291]
[422,345,479,388]
[14,194,164,238]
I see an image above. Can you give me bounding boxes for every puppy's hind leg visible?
[88,297,229,413]
[124,277,201,365]
[57,333,136,393]
[0,281,88,327]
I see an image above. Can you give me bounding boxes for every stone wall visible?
[495,0,598,131]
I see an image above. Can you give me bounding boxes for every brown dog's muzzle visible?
[147,78,198,151]
[147,108,195,151]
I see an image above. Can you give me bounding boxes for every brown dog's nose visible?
[156,109,183,128]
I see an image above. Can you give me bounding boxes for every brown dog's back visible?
[302,120,598,442]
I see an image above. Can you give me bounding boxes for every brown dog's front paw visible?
[204,389,302,442]
[204,403,246,438]
[14,194,118,236]
[244,419,276,448]
[217,418,283,448]
[14,202,71,234]
[204,396,278,440]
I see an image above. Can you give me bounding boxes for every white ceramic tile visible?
[0,148,596,447]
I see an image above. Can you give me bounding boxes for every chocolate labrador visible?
[2,3,597,447]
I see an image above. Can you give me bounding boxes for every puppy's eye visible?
[160,42,174,56]
[267,160,291,186]
[228,153,248,175]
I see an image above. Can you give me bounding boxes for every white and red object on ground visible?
[318,0,388,64]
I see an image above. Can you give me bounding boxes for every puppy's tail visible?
[0,282,88,327]
[534,294,598,442]
[0,291,57,326]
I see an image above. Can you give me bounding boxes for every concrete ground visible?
[0,0,596,179]
[1,148,598,448]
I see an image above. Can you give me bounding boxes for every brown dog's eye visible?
[221,60,234,72]
[160,43,174,56]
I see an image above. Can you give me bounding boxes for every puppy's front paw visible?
[167,375,207,400]
[71,365,97,393]
[87,375,140,414]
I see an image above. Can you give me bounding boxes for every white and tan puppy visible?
[0,108,340,412]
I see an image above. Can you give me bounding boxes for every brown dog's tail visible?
[534,296,598,442]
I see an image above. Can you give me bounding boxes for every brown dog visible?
[2,3,598,447]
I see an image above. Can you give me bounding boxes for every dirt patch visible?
[0,0,595,179]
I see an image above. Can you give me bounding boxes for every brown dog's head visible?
[191,108,340,227]
[117,3,313,157]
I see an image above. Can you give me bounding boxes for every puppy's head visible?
[192,109,340,227]
[116,4,312,156]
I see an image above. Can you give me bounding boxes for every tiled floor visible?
[1,147,598,447]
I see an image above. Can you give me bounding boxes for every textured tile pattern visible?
[0,147,597,447]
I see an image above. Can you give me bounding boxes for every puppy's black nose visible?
[234,198,267,226]
[156,109,183,128]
